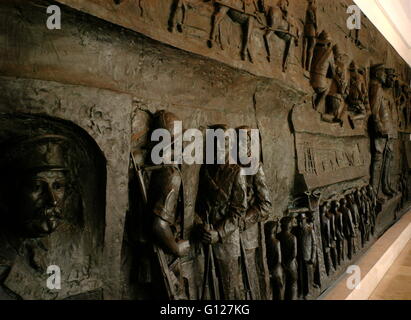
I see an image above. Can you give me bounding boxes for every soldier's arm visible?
[309,9,317,29]
[369,84,384,132]
[152,173,189,257]
[321,220,330,248]
[350,204,358,226]
[338,215,345,238]
[291,235,298,260]
[216,169,247,241]
[153,216,184,257]
[310,228,317,263]
[243,165,272,229]
[347,211,355,235]
[329,55,336,78]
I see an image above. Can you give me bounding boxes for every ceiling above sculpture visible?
[355,0,411,67]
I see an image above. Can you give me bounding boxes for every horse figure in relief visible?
[208,0,265,62]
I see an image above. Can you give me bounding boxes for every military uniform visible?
[197,164,247,300]
[294,216,316,299]
[150,166,183,234]
[277,222,298,301]
[304,3,317,38]
[320,205,332,275]
[240,163,271,300]
[340,202,355,259]
[311,41,335,92]
[148,165,187,300]
[369,66,397,197]
[0,135,102,300]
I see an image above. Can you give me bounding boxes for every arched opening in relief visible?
[0,113,106,300]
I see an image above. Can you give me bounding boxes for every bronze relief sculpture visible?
[0,135,71,299]
[196,129,248,299]
[265,220,284,300]
[208,0,264,61]
[1,0,410,302]
[310,31,335,111]
[0,128,102,300]
[276,216,298,300]
[302,0,317,73]
[370,64,397,199]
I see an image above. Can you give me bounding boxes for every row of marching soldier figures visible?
[319,186,377,278]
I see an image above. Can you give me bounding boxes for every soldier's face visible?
[385,73,395,88]
[16,171,66,238]
[238,131,252,158]
[376,69,386,84]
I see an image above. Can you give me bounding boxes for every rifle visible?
[240,237,254,300]
[130,152,177,300]
[200,213,220,300]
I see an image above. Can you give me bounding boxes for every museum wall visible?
[0,0,410,300]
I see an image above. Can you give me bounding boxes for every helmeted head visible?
[278,0,289,11]
[349,61,358,72]
[384,68,396,88]
[297,213,307,226]
[208,124,232,165]
[317,31,332,46]
[1,135,71,238]
[265,219,280,238]
[236,125,253,158]
[370,63,386,83]
[150,110,183,163]
[280,216,294,232]
[333,44,341,57]
[358,67,366,76]
[324,201,331,211]
[152,110,182,142]
[235,125,261,169]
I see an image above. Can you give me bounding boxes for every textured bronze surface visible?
[0,0,410,300]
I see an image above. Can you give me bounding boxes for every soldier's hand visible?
[201,229,219,244]
[177,240,190,257]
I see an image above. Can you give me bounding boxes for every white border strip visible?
[354,0,411,67]
[322,210,411,300]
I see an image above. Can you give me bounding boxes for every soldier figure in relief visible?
[148,111,191,300]
[302,0,318,72]
[310,31,335,111]
[196,124,248,300]
[323,45,348,124]
[277,216,298,300]
[265,220,285,301]
[295,213,317,300]
[236,126,271,300]
[320,203,332,276]
[331,200,345,265]
[369,64,397,199]
[346,192,361,254]
[340,198,355,260]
